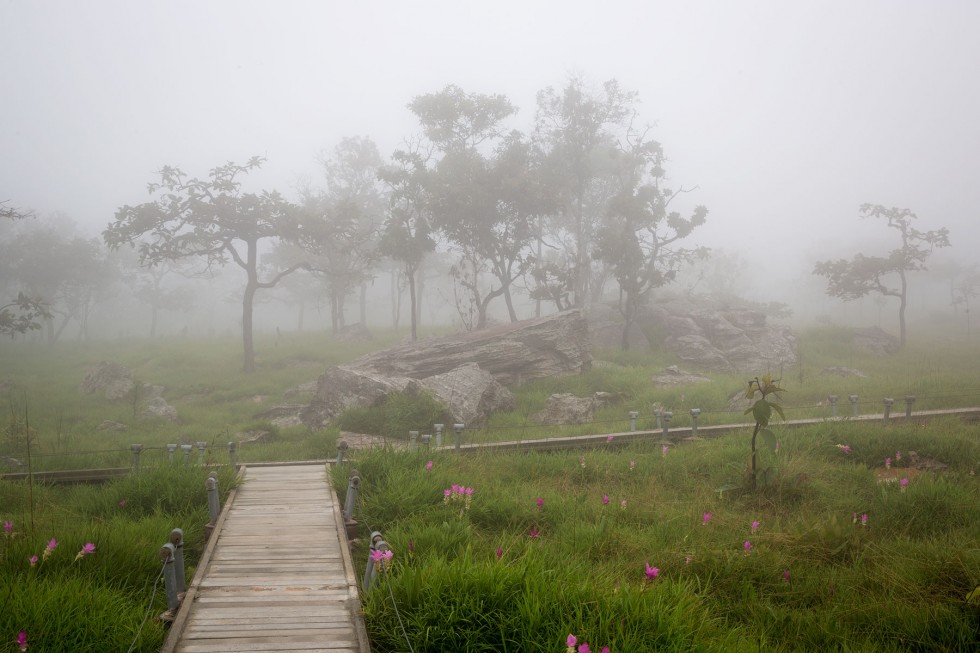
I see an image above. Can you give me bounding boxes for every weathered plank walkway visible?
[163,464,369,653]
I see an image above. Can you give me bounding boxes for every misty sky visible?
[2,0,978,281]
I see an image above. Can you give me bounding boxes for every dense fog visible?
[2,1,978,345]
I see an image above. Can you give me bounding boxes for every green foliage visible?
[334,389,452,440]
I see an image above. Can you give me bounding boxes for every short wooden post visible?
[167,444,177,464]
[690,408,701,436]
[662,411,672,437]
[130,444,142,475]
[904,395,916,419]
[883,398,894,424]
[170,528,186,594]
[848,394,859,417]
[160,543,179,615]
[828,395,839,417]
[453,423,464,451]
[434,424,444,447]
[228,441,237,468]
[628,411,638,432]
[336,439,348,464]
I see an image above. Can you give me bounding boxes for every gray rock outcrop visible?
[533,391,621,425]
[652,365,712,387]
[850,327,900,356]
[80,362,135,400]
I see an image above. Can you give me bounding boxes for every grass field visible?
[1,325,979,651]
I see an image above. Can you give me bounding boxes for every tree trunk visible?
[898,270,908,348]
[408,264,418,342]
[242,239,258,373]
[359,282,367,325]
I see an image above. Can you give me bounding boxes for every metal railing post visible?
[904,395,916,419]
[434,424,444,448]
[196,442,207,464]
[662,411,672,437]
[453,423,464,451]
[363,530,388,592]
[883,398,894,424]
[828,395,839,417]
[167,444,177,464]
[848,394,859,417]
[170,528,186,594]
[336,439,348,465]
[409,431,419,449]
[654,407,663,430]
[690,408,701,437]
[206,473,219,526]
[181,444,193,464]
[160,543,179,613]
[628,410,638,432]
[343,471,360,522]
[420,433,431,449]
[130,444,142,475]
[228,441,237,468]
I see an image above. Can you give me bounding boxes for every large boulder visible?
[532,392,621,425]
[641,299,797,373]
[850,326,900,356]
[80,362,135,400]
[301,311,591,429]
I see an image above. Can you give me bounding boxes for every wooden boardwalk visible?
[163,464,369,653]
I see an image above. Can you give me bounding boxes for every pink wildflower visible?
[28,555,37,567]
[496,547,502,559]
[895,450,902,461]
[900,478,909,491]
[74,542,96,561]
[3,520,12,535]
[42,538,57,560]
[16,631,27,652]
[529,526,540,539]
[535,497,544,510]
[628,460,636,470]
[751,520,760,534]
[578,644,591,653]
[885,457,891,469]
[599,648,610,653]
[645,562,659,579]
[702,512,712,525]
[602,494,609,506]
[836,444,851,454]
[783,569,790,583]
[607,435,614,443]
[620,499,627,510]
[425,460,433,471]
[118,499,127,507]
[743,540,752,556]
[662,444,669,458]
[566,633,577,651]
[861,513,868,527]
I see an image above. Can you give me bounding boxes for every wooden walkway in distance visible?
[163,464,369,653]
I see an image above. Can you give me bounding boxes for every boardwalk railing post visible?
[662,412,672,437]
[828,395,839,417]
[453,423,464,451]
[197,442,207,464]
[343,471,360,522]
[363,530,388,592]
[434,424,444,447]
[905,395,916,419]
[181,444,193,465]
[336,439,349,465]
[883,398,894,424]
[167,444,177,464]
[629,411,638,432]
[849,395,859,417]
[160,542,179,617]
[690,408,701,437]
[409,431,419,449]
[228,441,237,468]
[170,528,186,595]
[206,473,219,526]
[654,408,663,430]
[131,444,142,475]
[420,433,431,449]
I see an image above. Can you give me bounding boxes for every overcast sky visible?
[2,0,978,281]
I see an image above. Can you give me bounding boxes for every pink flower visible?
[370,549,393,571]
[702,512,712,525]
[895,450,902,461]
[599,648,609,653]
[628,460,636,470]
[74,542,96,561]
[861,513,868,527]
[578,644,591,653]
[743,540,752,555]
[900,478,909,491]
[28,555,38,567]
[425,460,433,471]
[16,631,27,652]
[118,499,128,507]
[661,445,669,458]
[529,526,540,539]
[607,435,614,443]
[535,497,544,510]
[620,499,627,510]
[783,569,790,583]
[408,539,415,555]
[750,520,760,533]
[885,457,891,469]
[566,634,577,649]
[836,444,851,454]
[496,547,502,559]
[602,494,609,506]
[42,538,57,560]
[645,563,659,579]
[3,520,12,535]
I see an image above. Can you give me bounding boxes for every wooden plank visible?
[170,464,369,653]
